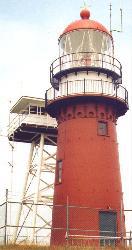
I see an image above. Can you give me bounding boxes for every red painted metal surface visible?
[60,8,111,38]
[51,102,124,245]
[61,19,111,37]
[80,8,90,19]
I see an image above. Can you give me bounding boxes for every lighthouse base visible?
[50,204,125,247]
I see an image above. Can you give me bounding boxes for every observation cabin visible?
[8,96,57,145]
[45,8,128,116]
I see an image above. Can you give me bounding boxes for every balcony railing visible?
[45,79,128,107]
[50,52,122,85]
[8,113,57,137]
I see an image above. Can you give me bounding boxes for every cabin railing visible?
[8,113,57,137]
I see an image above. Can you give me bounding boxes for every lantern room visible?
[59,9,113,57]
[50,8,122,92]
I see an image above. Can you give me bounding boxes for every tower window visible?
[98,121,108,136]
[56,160,63,184]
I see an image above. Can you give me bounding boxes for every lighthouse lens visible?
[60,30,113,57]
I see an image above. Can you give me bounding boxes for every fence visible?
[0,193,52,245]
[0,196,132,247]
[0,202,7,244]
[51,204,132,247]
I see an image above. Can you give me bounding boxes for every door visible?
[99,211,117,246]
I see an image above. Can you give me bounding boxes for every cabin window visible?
[56,160,63,184]
[38,107,45,115]
[99,211,117,246]
[98,121,108,136]
[29,105,37,114]
[29,105,45,115]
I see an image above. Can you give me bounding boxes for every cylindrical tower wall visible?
[51,101,124,245]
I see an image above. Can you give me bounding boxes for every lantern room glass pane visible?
[59,29,113,57]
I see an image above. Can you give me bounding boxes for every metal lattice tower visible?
[8,96,57,244]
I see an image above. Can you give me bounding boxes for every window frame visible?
[56,160,63,184]
[97,121,108,136]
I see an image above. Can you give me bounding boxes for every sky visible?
[0,0,132,212]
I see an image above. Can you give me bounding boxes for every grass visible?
[0,245,131,250]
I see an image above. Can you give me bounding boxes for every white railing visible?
[46,79,128,106]
[8,114,57,137]
[50,52,122,84]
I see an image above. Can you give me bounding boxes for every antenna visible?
[120,8,123,32]
[109,2,123,34]
[109,2,112,33]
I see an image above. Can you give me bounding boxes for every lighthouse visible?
[45,8,128,246]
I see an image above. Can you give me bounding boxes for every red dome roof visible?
[60,8,111,38]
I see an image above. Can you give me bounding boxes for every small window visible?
[38,107,45,115]
[29,105,37,114]
[56,160,63,184]
[29,105,45,115]
[98,121,108,136]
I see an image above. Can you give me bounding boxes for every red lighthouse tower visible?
[45,8,128,246]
